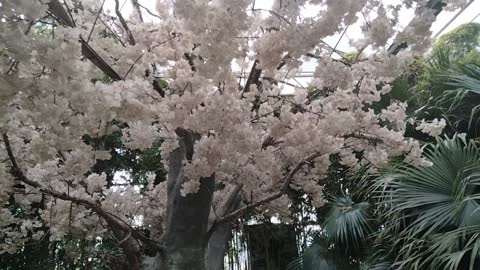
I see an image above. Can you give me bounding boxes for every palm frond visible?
[322,194,372,255]
[377,135,480,269]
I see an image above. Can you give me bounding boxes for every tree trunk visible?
[206,195,241,270]
[161,130,215,270]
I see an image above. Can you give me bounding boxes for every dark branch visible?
[86,0,106,43]
[137,3,162,20]
[48,2,123,81]
[215,151,322,224]
[124,53,144,79]
[114,0,136,46]
[1,133,163,257]
[47,0,75,27]
[131,0,144,22]
[243,60,262,93]
[80,37,123,81]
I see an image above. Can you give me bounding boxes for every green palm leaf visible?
[379,135,480,269]
[322,194,372,255]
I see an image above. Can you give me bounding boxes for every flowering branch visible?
[1,133,164,260]
[214,151,322,224]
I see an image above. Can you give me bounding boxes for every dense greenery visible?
[289,23,480,270]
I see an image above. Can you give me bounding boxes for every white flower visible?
[85,173,107,194]
[416,118,446,137]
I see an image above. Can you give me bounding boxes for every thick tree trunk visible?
[206,185,242,270]
[161,130,215,270]
[206,217,235,270]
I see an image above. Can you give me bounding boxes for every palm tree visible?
[290,135,480,270]
[378,135,480,269]
[440,63,480,137]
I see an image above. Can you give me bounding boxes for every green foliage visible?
[385,23,480,138]
[83,123,165,188]
[380,135,480,269]
[33,24,54,37]
[287,235,360,270]
[433,23,480,62]
[322,194,371,255]
[289,21,480,270]
[0,237,124,270]
[290,136,480,270]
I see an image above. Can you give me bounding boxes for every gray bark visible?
[206,196,240,270]
[161,130,215,270]
[143,132,242,270]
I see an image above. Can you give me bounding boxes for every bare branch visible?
[47,0,75,27]
[86,0,106,44]
[62,0,77,27]
[329,26,349,58]
[47,2,123,81]
[131,0,144,23]
[215,151,322,224]
[114,0,136,46]
[123,52,144,79]
[252,9,291,26]
[137,3,162,20]
[80,37,123,81]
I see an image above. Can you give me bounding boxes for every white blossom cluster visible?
[0,0,455,252]
[416,118,447,137]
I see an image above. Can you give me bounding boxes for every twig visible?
[123,53,144,79]
[86,0,106,44]
[6,60,18,75]
[98,16,126,47]
[63,0,77,27]
[329,26,349,58]
[114,0,136,46]
[252,8,292,26]
[137,3,162,20]
[131,0,144,22]
[215,151,322,224]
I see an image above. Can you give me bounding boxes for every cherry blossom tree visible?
[0,0,463,269]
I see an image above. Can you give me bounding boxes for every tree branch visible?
[86,0,106,43]
[214,151,322,224]
[79,37,123,81]
[242,59,262,94]
[137,3,162,20]
[47,0,75,27]
[115,0,136,46]
[47,3,123,81]
[131,0,144,23]
[1,133,163,261]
